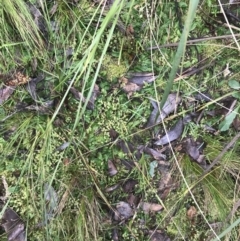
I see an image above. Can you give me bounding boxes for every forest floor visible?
[1,0,240,240]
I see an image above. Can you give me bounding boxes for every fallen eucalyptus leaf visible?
[55,142,70,152]
[140,202,163,214]
[149,230,171,241]
[194,92,211,102]
[127,72,156,86]
[127,194,140,208]
[154,119,184,145]
[108,160,118,176]
[70,84,100,110]
[25,74,45,101]
[28,3,48,38]
[146,93,181,127]
[185,138,207,168]
[154,115,191,145]
[1,208,26,241]
[121,159,135,170]
[114,201,134,221]
[137,145,166,160]
[105,183,120,193]
[43,183,58,224]
[116,140,135,154]
[122,179,138,193]
[25,100,54,114]
[0,86,16,105]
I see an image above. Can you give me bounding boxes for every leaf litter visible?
[0,177,26,241]
[146,93,181,127]
[119,72,157,98]
[3,75,239,239]
[70,84,100,110]
[154,114,192,146]
[2,2,240,238]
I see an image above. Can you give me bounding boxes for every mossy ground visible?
[1,0,240,240]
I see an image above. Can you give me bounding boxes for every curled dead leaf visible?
[70,84,100,110]
[154,115,192,146]
[154,119,184,145]
[108,160,118,176]
[140,202,163,214]
[114,201,134,221]
[127,72,156,86]
[149,230,171,241]
[185,138,207,168]
[105,183,120,193]
[0,86,16,105]
[120,73,157,98]
[1,208,26,241]
[122,179,138,193]
[121,82,141,95]
[137,145,166,160]
[146,93,181,127]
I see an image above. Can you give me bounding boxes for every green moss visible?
[101,55,128,81]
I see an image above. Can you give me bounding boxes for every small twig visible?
[174,62,212,82]
[203,132,240,174]
[147,34,240,49]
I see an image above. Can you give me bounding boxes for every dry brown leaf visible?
[0,86,16,105]
[122,179,138,193]
[105,183,120,193]
[137,145,166,160]
[1,208,26,241]
[186,206,197,223]
[149,230,171,241]
[154,119,184,145]
[146,93,181,127]
[114,201,134,221]
[3,71,30,86]
[122,82,141,93]
[70,84,100,110]
[127,193,140,208]
[140,202,163,214]
[108,160,118,176]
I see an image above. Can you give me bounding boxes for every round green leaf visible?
[228,80,240,90]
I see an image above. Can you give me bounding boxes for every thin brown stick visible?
[147,34,240,49]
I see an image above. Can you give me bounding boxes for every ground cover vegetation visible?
[1,0,240,240]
